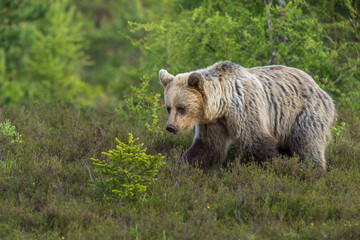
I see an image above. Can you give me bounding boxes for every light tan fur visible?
[159,62,336,171]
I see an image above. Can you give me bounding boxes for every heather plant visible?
[116,76,163,136]
[91,133,165,202]
[0,104,359,239]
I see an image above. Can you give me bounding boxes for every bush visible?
[0,119,22,174]
[116,76,163,136]
[0,120,22,145]
[91,133,165,202]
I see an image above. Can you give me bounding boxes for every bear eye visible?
[166,106,171,114]
[177,106,186,114]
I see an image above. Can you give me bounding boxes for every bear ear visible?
[188,72,204,91]
[159,69,174,87]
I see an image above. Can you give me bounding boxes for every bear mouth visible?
[168,130,179,135]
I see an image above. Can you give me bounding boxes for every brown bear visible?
[159,61,336,171]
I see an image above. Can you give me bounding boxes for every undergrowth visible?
[0,103,359,239]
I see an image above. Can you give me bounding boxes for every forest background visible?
[1,0,360,239]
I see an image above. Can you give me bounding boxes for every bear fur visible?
[159,61,336,171]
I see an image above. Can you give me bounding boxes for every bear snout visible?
[166,124,178,134]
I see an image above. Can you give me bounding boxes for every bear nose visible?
[166,124,177,133]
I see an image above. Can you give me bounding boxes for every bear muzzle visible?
[166,124,178,134]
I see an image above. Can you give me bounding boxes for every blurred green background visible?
[0,0,359,111]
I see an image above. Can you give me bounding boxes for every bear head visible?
[159,69,207,134]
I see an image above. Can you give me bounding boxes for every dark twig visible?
[216,4,225,15]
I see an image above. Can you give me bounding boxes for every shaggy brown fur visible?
[159,61,336,171]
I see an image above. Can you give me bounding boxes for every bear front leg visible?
[242,134,279,163]
[184,122,231,169]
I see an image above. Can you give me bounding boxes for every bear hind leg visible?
[289,110,329,171]
[290,139,326,171]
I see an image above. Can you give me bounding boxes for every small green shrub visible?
[0,119,22,174]
[116,76,162,136]
[0,119,22,144]
[332,121,346,136]
[91,133,165,202]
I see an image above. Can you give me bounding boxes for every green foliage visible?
[74,0,163,97]
[0,120,22,144]
[332,121,347,138]
[268,1,335,72]
[0,0,99,106]
[0,119,22,174]
[130,0,360,105]
[116,76,163,135]
[91,133,165,201]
